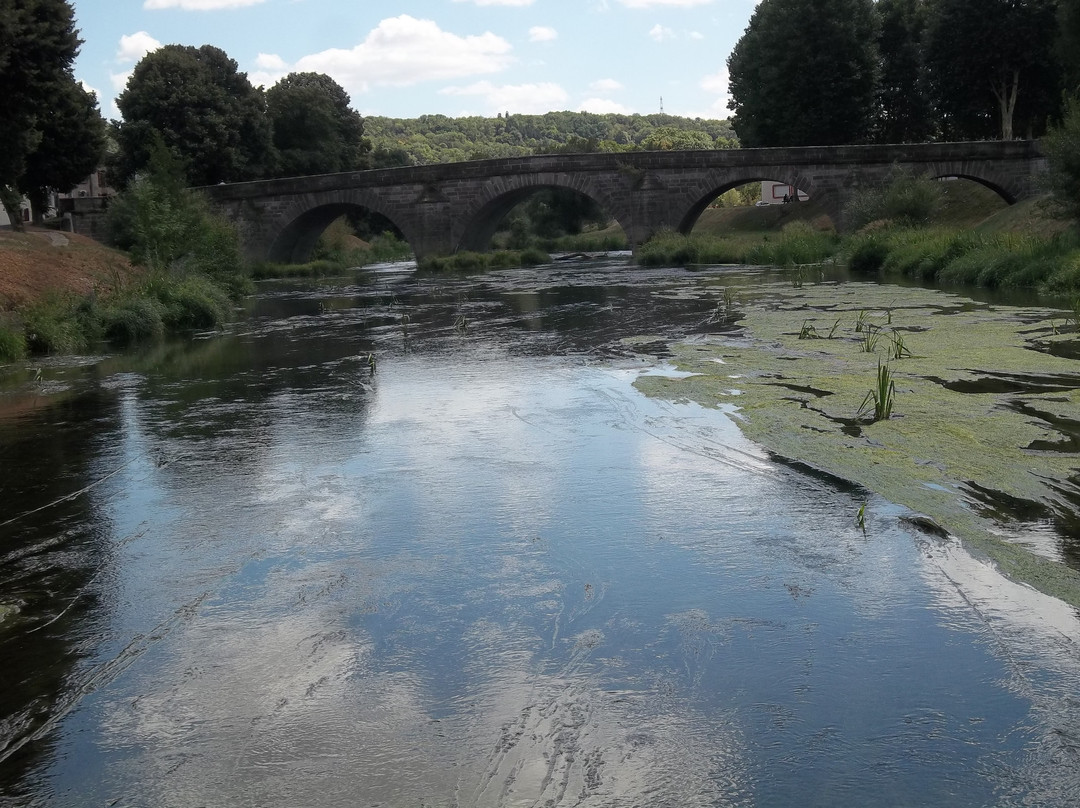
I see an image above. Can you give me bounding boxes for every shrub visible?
[156,275,232,329]
[845,169,942,230]
[100,296,165,345]
[22,296,93,354]
[847,236,890,274]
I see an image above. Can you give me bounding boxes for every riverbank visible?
[634,272,1080,609]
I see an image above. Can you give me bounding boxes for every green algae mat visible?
[634,273,1080,608]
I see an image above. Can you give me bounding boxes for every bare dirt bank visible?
[0,226,138,310]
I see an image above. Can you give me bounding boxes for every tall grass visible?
[16,272,235,355]
[744,221,839,266]
[638,223,838,267]
[0,318,28,362]
[418,247,550,274]
[843,226,1080,294]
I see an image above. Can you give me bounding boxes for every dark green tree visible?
[266,72,368,177]
[1058,0,1080,95]
[0,0,81,228]
[1042,94,1080,222]
[113,44,275,187]
[18,78,106,223]
[726,0,880,147]
[925,0,1060,140]
[640,126,714,150]
[873,0,935,143]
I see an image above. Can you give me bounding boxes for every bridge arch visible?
[921,162,1020,204]
[456,172,630,253]
[266,189,417,264]
[676,168,841,234]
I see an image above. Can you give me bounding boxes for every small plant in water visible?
[857,361,896,423]
[855,309,870,333]
[454,314,469,333]
[856,502,867,535]
[366,352,377,374]
[861,324,881,353]
[791,267,805,289]
[798,319,820,340]
[888,330,912,359]
[826,317,842,339]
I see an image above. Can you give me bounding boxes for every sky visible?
[69,0,761,122]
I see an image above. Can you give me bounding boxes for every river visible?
[1,258,1079,806]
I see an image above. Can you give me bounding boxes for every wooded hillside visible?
[363,111,738,166]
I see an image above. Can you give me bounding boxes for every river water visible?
[1,258,1079,807]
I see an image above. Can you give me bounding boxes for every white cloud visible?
[619,0,713,7]
[289,16,513,94]
[441,81,568,114]
[453,0,535,5]
[529,26,558,42]
[649,24,676,42]
[589,78,623,92]
[116,31,162,63]
[577,98,631,114]
[699,66,731,115]
[144,0,265,9]
[110,70,133,92]
[699,67,728,95]
[690,31,705,40]
[255,53,288,71]
[249,53,290,88]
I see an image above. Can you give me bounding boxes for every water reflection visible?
[1,261,1079,806]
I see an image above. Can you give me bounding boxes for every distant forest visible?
[363,111,738,167]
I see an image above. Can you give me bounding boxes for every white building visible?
[760,180,809,205]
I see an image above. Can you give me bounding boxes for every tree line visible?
[728,0,1075,147]
[109,43,737,187]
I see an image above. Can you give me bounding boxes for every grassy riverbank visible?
[634,273,1080,609]
[0,225,244,362]
[647,184,1080,298]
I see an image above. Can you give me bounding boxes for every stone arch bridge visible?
[200,140,1045,264]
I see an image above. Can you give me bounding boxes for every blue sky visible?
[70,0,760,122]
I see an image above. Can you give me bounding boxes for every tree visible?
[113,44,275,187]
[925,0,1060,140]
[726,0,879,147]
[0,0,81,228]
[1058,0,1080,95]
[640,126,714,150]
[1042,94,1080,222]
[873,0,935,143]
[18,78,106,223]
[266,72,368,177]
